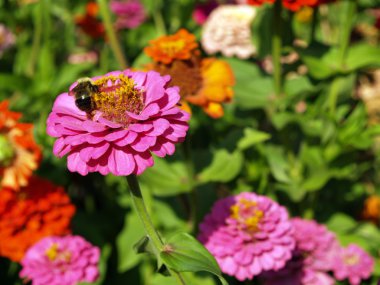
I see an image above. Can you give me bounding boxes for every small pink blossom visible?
[0,24,15,56]
[110,0,146,29]
[332,244,374,285]
[198,192,295,281]
[47,70,189,176]
[263,218,339,285]
[20,235,100,285]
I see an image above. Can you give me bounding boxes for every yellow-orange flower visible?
[144,30,235,119]
[0,176,76,261]
[0,101,41,191]
[144,29,199,64]
[362,195,380,224]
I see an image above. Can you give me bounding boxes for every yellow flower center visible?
[344,253,359,266]
[159,40,186,57]
[45,243,71,262]
[93,74,144,127]
[230,198,264,232]
[0,134,15,167]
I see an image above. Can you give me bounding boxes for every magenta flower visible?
[110,0,146,29]
[20,235,100,285]
[192,0,219,25]
[262,218,339,285]
[0,23,15,56]
[47,70,189,176]
[332,244,374,285]
[198,192,295,281]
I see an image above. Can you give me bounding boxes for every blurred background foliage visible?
[1,0,380,284]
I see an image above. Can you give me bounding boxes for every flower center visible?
[230,198,264,232]
[92,74,144,127]
[0,134,15,167]
[45,243,71,262]
[158,40,186,57]
[153,57,203,98]
[343,253,359,266]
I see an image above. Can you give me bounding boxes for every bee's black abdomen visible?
[75,95,93,112]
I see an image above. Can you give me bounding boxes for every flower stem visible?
[126,175,186,285]
[181,139,197,233]
[97,0,128,69]
[26,2,43,77]
[310,7,318,43]
[152,0,167,35]
[272,0,283,97]
[339,0,356,69]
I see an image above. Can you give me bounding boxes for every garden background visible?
[1,0,380,284]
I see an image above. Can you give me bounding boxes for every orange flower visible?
[144,29,199,64]
[0,101,41,191]
[144,30,235,119]
[187,58,235,118]
[0,176,76,262]
[362,195,380,224]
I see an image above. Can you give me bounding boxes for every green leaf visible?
[160,233,229,285]
[327,213,356,234]
[265,145,290,183]
[139,157,192,196]
[151,273,217,285]
[198,150,243,183]
[346,44,380,71]
[237,128,271,151]
[298,43,340,79]
[116,212,145,272]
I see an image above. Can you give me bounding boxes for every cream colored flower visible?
[201,5,257,59]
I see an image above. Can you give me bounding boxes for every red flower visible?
[76,2,105,39]
[0,176,76,261]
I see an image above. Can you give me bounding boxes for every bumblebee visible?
[69,77,99,113]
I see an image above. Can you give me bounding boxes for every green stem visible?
[152,1,167,35]
[26,2,43,77]
[182,140,197,233]
[310,7,318,43]
[272,0,283,97]
[97,0,128,69]
[339,0,356,69]
[126,175,186,285]
[328,76,341,117]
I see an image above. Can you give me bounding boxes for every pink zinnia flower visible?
[198,192,295,281]
[20,235,100,285]
[332,244,374,285]
[110,0,146,29]
[263,218,339,285]
[46,70,189,176]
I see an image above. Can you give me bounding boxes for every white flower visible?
[201,5,257,59]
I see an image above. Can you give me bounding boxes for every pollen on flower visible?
[230,198,264,232]
[343,253,359,266]
[93,74,144,127]
[45,243,59,261]
[45,243,72,263]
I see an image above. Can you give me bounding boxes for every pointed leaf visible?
[160,233,229,285]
